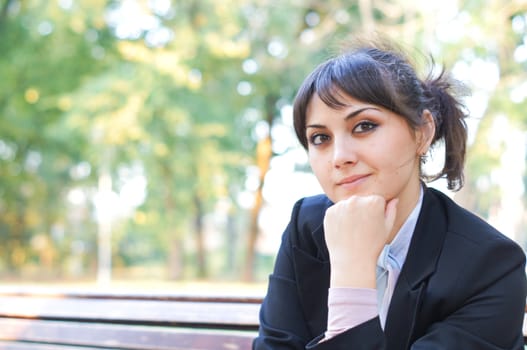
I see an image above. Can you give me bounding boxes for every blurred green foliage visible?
[0,0,526,283]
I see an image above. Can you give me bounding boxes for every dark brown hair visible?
[293,39,468,191]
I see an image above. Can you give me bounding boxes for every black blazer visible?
[253,187,527,349]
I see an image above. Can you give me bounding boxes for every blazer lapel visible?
[384,188,447,348]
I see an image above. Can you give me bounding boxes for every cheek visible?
[309,153,331,179]
[363,141,397,168]
[364,150,418,187]
[308,154,322,173]
[370,136,417,168]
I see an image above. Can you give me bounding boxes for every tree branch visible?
[0,0,14,31]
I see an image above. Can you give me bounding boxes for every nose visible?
[333,136,357,168]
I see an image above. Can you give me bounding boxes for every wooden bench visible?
[0,286,525,349]
[0,286,262,350]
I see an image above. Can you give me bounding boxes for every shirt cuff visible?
[323,287,378,340]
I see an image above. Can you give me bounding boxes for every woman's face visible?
[306,93,426,208]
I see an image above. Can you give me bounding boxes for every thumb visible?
[384,198,399,233]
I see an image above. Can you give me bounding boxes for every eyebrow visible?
[306,107,379,129]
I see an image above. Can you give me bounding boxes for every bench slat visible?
[0,296,259,329]
[0,339,107,350]
[0,318,256,350]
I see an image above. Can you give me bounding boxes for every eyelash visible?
[309,134,329,146]
[308,121,379,146]
[353,120,378,133]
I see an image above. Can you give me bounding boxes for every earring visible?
[420,152,428,163]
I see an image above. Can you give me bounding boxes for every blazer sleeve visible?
[253,198,316,349]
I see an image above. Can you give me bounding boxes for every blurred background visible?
[1,0,526,292]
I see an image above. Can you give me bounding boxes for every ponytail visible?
[422,69,469,191]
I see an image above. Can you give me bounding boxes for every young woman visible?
[253,39,527,349]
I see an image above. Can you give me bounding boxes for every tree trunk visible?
[358,0,375,33]
[168,235,183,280]
[0,0,13,29]
[9,205,26,271]
[163,167,184,280]
[194,194,207,278]
[243,95,275,281]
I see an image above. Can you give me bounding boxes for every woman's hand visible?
[324,195,398,288]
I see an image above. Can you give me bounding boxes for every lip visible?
[336,174,370,186]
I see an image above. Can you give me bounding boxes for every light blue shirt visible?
[376,187,424,327]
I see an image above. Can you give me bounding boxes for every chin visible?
[331,192,361,203]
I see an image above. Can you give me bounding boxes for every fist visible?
[324,195,398,287]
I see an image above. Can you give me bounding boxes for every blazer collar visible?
[384,186,448,347]
[399,186,447,288]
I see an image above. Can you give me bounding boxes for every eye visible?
[352,121,378,134]
[309,133,330,146]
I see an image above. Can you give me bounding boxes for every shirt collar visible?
[377,187,424,271]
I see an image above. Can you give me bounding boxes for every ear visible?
[416,109,435,155]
